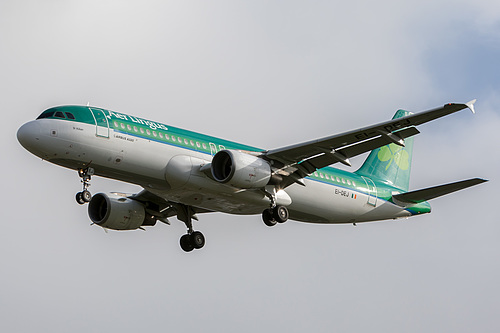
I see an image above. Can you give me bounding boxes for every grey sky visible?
[2,0,499,332]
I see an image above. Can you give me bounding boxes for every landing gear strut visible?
[76,167,94,205]
[262,188,289,226]
[177,204,205,252]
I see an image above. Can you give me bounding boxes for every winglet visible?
[465,99,477,114]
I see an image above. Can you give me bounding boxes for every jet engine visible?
[88,193,155,230]
[211,150,272,188]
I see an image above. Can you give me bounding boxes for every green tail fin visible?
[355,110,414,191]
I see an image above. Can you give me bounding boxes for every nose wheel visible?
[76,190,92,204]
[76,167,94,205]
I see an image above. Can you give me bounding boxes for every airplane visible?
[17,100,487,252]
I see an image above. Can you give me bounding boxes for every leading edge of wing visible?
[263,100,476,164]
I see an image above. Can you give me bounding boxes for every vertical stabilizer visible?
[355,110,414,191]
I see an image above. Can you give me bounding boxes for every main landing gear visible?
[176,204,205,252]
[76,167,94,205]
[262,205,289,226]
[262,189,288,227]
[261,189,289,227]
[180,231,205,252]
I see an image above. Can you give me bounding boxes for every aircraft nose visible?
[17,121,41,153]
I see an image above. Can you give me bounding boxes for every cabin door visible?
[89,108,110,138]
[361,176,377,206]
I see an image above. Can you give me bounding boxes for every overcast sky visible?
[2,1,499,332]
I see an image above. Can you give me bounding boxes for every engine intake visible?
[211,150,272,188]
[88,193,155,230]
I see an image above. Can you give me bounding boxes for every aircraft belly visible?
[150,172,270,215]
[285,180,364,223]
[285,179,410,223]
[354,202,411,222]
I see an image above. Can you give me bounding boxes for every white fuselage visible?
[18,118,413,223]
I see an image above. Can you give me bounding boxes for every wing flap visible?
[302,126,420,171]
[392,178,488,205]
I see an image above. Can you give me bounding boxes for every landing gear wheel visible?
[82,190,92,202]
[262,209,277,227]
[273,205,289,223]
[180,234,194,252]
[191,231,205,249]
[76,167,94,205]
[75,192,85,205]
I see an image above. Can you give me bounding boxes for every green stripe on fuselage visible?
[37,105,431,215]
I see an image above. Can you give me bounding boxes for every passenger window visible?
[159,132,163,138]
[127,124,131,131]
[134,126,138,132]
[196,142,201,148]
[347,180,351,185]
[352,181,356,186]
[65,112,75,119]
[336,177,340,182]
[342,178,346,184]
[202,143,207,149]
[54,111,65,118]
[320,173,324,178]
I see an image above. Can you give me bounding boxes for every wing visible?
[262,100,476,187]
[129,190,213,224]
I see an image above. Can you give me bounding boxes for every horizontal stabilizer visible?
[392,178,488,205]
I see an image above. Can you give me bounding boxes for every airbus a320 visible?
[17,100,486,252]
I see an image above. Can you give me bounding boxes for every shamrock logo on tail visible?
[377,143,410,170]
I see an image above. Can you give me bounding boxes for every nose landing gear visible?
[76,167,94,205]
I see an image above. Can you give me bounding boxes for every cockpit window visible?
[36,111,54,119]
[65,112,75,120]
[54,111,65,118]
